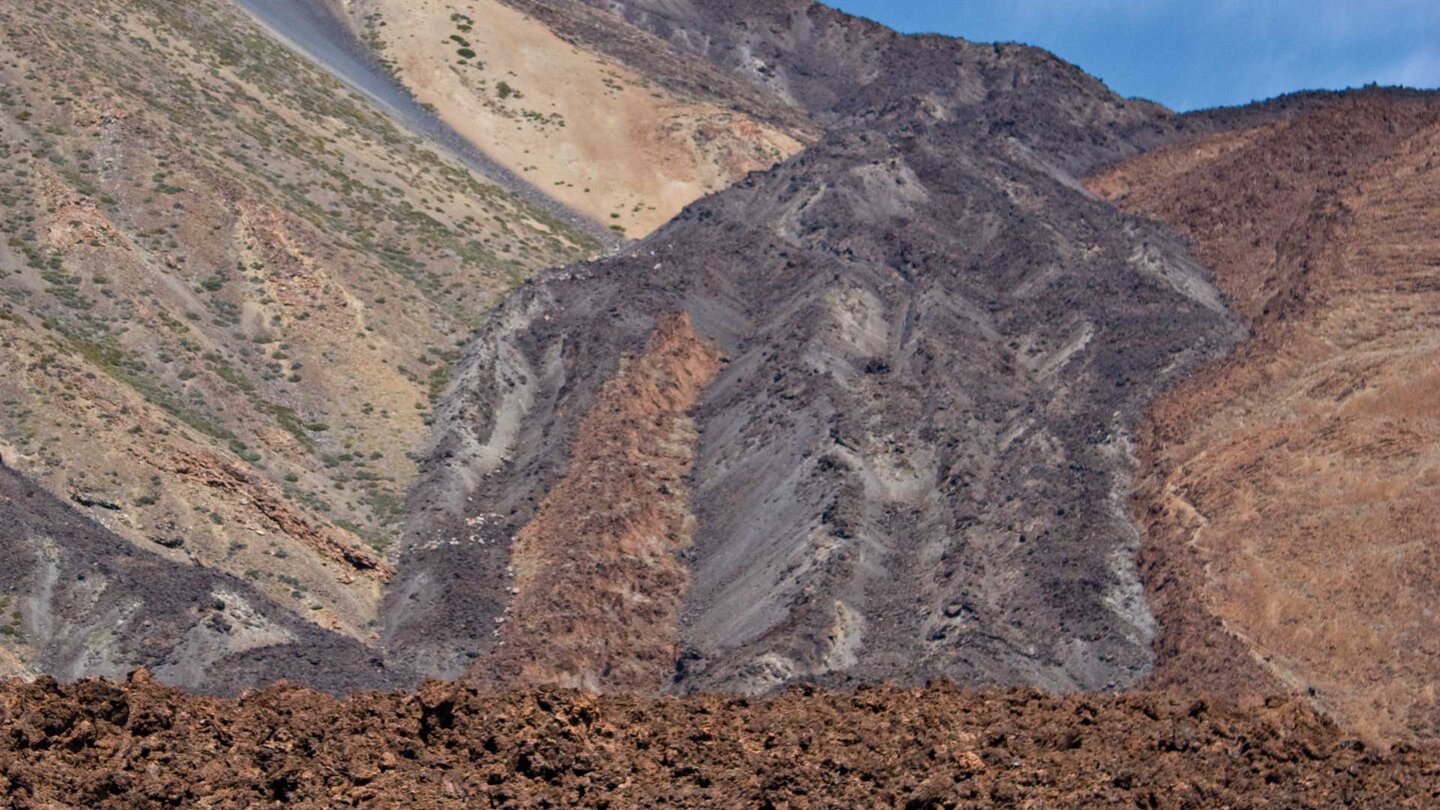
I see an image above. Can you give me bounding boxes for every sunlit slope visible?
[0,0,597,650]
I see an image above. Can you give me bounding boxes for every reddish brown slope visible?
[1088,93,1440,745]
[470,314,721,691]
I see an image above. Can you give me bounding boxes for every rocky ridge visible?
[0,0,1434,764]
[389,0,1244,694]
[1090,90,1440,745]
[0,0,793,691]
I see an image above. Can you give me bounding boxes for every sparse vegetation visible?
[0,596,21,642]
[0,0,597,613]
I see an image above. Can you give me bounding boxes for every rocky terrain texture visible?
[390,0,1244,692]
[1,0,1436,789]
[2,674,1436,808]
[231,0,619,242]
[0,459,412,694]
[1089,90,1440,746]
[348,0,813,236]
[0,0,844,696]
[0,0,596,684]
[472,314,721,692]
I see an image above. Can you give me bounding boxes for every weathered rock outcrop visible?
[1090,91,1440,745]
[388,0,1243,692]
[0,464,412,695]
[472,314,720,691]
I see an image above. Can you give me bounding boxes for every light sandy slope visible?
[355,0,806,236]
[0,0,594,648]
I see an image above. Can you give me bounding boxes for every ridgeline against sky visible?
[830,0,1440,110]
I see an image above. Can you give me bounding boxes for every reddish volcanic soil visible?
[471,314,721,692]
[1088,92,1440,746]
[1,672,1436,808]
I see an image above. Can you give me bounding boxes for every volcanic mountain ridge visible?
[387,0,1244,696]
[0,0,1436,762]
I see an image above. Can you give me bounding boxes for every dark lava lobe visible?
[387,0,1244,692]
[0,462,413,696]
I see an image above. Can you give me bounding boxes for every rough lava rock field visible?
[1,674,1437,808]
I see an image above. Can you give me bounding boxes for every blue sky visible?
[827,1,1440,111]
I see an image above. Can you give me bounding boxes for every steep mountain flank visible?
[231,0,614,241]
[1089,92,1440,745]
[0,459,410,694]
[561,0,1184,166]
[472,314,720,691]
[0,0,594,683]
[1,5,1434,802]
[347,0,813,236]
[389,2,1243,691]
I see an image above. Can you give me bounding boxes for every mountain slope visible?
[1089,91,1440,745]
[0,459,410,694]
[0,0,596,681]
[386,1,1242,691]
[345,0,814,236]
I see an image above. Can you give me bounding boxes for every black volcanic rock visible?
[386,0,1244,691]
[566,0,1182,170]
[0,465,414,696]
